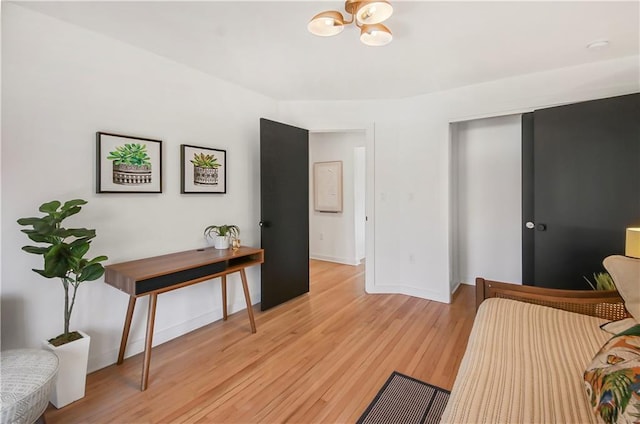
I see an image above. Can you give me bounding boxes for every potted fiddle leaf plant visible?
[17,199,108,408]
[204,224,239,249]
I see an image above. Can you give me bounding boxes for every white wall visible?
[309,131,365,265]
[354,146,366,262]
[278,56,640,303]
[1,4,277,371]
[2,3,639,376]
[452,115,522,291]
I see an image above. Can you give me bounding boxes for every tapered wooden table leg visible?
[221,275,228,321]
[239,269,256,333]
[141,293,158,391]
[117,296,137,365]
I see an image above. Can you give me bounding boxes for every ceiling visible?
[14,1,640,101]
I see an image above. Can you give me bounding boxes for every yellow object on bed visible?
[440,297,611,424]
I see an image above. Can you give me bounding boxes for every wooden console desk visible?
[104,246,264,391]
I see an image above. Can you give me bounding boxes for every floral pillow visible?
[584,324,640,424]
[601,318,639,335]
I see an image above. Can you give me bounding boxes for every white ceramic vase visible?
[213,235,230,249]
[42,330,90,408]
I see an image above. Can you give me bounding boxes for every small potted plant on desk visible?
[17,199,108,408]
[204,224,240,249]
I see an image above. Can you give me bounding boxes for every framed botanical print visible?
[96,132,162,193]
[180,144,227,194]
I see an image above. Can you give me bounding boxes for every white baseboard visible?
[310,254,360,266]
[87,299,254,373]
[366,284,450,304]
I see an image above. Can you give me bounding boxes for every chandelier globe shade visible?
[360,23,392,46]
[308,11,346,37]
[356,1,393,25]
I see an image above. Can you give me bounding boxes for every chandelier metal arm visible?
[343,14,355,25]
[344,0,361,15]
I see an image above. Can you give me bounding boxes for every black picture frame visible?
[180,144,227,194]
[96,132,163,193]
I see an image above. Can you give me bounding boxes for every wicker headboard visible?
[476,277,630,321]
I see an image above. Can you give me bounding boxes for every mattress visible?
[440,297,611,424]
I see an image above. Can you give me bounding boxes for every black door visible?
[523,93,640,289]
[260,119,309,310]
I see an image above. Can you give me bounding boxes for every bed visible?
[440,276,635,424]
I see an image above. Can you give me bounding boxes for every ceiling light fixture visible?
[308,0,393,46]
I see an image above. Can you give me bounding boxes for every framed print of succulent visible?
[180,144,227,194]
[96,132,162,193]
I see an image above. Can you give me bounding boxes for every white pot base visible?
[43,330,90,408]
[213,235,230,249]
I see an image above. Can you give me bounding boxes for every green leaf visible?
[62,199,87,210]
[78,263,105,282]
[44,243,63,258]
[70,242,90,258]
[22,246,48,255]
[67,256,81,271]
[59,205,82,221]
[70,228,96,238]
[52,228,72,238]
[39,200,61,214]
[40,215,60,227]
[42,258,68,278]
[17,217,43,226]
[68,237,93,248]
[53,228,96,239]
[33,269,55,279]
[86,255,108,265]
[33,220,56,234]
[20,230,51,243]
[43,244,70,277]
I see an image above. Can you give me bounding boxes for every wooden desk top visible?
[105,246,264,296]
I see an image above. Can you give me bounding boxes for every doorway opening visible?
[450,114,523,294]
[308,127,373,290]
[309,131,366,266]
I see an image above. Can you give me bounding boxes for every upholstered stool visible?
[1,349,59,424]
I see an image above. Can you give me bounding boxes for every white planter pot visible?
[42,330,90,408]
[213,235,230,249]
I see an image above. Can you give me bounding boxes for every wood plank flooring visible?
[45,260,476,423]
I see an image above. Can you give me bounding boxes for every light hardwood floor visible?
[45,260,476,423]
